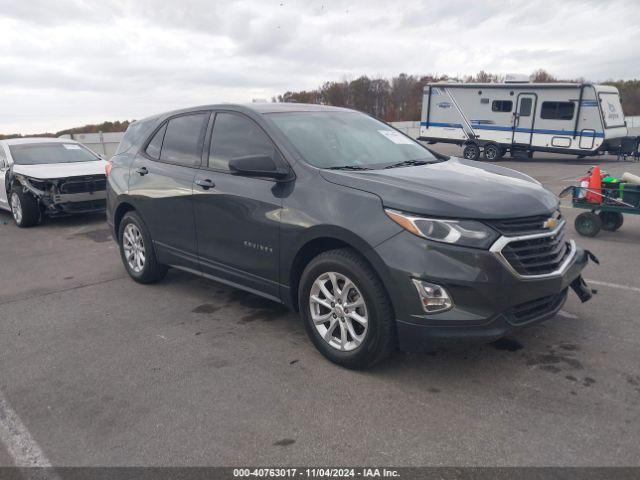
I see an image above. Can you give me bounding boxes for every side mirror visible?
[228,154,290,180]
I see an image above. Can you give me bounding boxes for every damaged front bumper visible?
[13,173,106,216]
[570,250,599,303]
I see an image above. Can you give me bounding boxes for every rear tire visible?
[483,143,502,161]
[10,190,40,228]
[575,212,601,237]
[118,211,168,283]
[599,211,623,231]
[298,248,395,369]
[462,144,480,161]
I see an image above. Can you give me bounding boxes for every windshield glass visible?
[9,143,99,165]
[268,111,438,169]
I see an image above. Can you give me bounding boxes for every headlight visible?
[385,209,499,249]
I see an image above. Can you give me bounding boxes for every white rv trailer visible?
[418,82,628,160]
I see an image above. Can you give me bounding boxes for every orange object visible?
[585,166,602,203]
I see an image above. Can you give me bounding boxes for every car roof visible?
[1,137,80,146]
[134,102,355,124]
[238,102,352,114]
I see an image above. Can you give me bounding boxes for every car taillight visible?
[105,160,113,177]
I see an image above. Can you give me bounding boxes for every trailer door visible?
[512,93,537,146]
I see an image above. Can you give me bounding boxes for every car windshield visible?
[268,111,439,169]
[9,143,99,165]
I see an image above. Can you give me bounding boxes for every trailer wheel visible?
[575,212,601,237]
[599,211,623,231]
[483,143,502,161]
[462,144,480,161]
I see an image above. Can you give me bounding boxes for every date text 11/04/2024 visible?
[232,468,400,477]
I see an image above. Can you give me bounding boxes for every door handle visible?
[195,178,215,190]
[135,166,149,176]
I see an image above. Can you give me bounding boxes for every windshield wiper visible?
[326,165,372,171]
[383,159,434,169]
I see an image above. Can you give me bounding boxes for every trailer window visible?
[541,101,575,120]
[491,100,512,112]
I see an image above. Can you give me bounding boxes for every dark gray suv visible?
[106,103,594,368]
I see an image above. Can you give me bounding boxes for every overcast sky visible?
[1,0,638,133]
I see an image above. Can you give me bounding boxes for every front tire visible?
[575,212,601,237]
[10,190,40,228]
[118,211,168,283]
[299,248,395,369]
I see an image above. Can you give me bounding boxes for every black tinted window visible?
[145,124,166,160]
[117,119,155,155]
[519,98,532,116]
[160,113,209,167]
[492,100,512,112]
[209,113,277,171]
[541,101,575,120]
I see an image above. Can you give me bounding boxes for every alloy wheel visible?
[123,223,146,273]
[485,146,498,160]
[10,193,22,224]
[309,271,368,352]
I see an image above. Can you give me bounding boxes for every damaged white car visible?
[0,138,107,227]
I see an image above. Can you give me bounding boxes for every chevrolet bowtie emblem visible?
[543,218,558,229]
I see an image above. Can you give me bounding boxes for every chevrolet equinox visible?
[106,103,594,368]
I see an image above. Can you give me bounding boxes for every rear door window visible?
[208,113,278,171]
[159,113,209,167]
[145,124,167,160]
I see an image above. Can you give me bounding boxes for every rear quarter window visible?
[115,119,157,155]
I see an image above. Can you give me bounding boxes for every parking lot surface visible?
[1,149,639,466]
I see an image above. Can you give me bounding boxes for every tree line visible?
[3,70,639,137]
[275,69,640,121]
[0,120,132,140]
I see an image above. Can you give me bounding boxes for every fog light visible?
[412,279,453,313]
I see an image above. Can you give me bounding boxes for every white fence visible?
[627,116,640,135]
[58,132,124,157]
[64,117,640,156]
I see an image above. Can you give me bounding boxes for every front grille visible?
[508,289,567,326]
[489,212,562,236]
[59,176,106,194]
[500,225,572,276]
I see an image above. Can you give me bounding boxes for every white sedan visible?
[0,138,107,227]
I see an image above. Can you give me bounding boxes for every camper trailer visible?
[419,82,628,160]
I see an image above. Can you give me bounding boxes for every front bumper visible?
[46,197,106,216]
[374,231,590,352]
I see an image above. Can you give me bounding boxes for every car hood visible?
[12,160,106,180]
[319,157,558,219]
